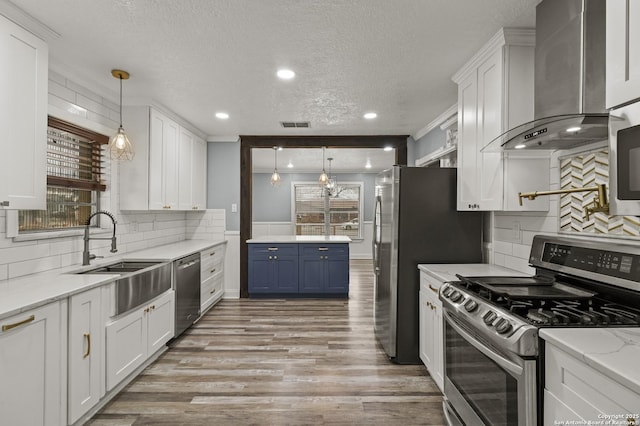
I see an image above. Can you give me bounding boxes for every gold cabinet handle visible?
[210,268,216,274]
[150,305,155,310]
[83,333,91,358]
[144,307,149,313]
[210,251,216,256]
[210,289,216,295]
[2,315,35,332]
[428,284,438,293]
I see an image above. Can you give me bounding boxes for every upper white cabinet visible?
[606,0,640,108]
[0,301,65,426]
[0,15,47,210]
[120,106,206,211]
[453,28,549,212]
[178,129,207,211]
[149,109,179,210]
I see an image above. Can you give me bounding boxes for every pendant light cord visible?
[119,76,123,127]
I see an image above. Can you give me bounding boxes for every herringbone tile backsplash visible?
[560,150,640,236]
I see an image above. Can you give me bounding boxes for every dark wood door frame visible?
[239,135,408,297]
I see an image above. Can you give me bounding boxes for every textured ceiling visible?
[4,0,538,139]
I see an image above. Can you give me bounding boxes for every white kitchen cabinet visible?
[120,106,205,211]
[178,129,207,211]
[453,28,548,212]
[149,109,179,210]
[0,301,65,426]
[105,290,174,391]
[201,244,226,314]
[191,135,207,210]
[544,341,640,423]
[67,287,103,425]
[0,15,47,210]
[418,271,444,392]
[606,0,640,108]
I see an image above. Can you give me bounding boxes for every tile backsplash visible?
[0,70,222,282]
[559,149,640,236]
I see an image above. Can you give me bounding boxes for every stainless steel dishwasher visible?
[174,252,201,336]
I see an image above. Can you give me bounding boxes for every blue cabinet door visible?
[273,255,298,292]
[248,254,274,292]
[299,243,349,294]
[326,256,349,293]
[249,244,299,294]
[298,256,325,292]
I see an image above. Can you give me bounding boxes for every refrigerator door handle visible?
[372,196,382,274]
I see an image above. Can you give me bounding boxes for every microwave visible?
[609,102,640,216]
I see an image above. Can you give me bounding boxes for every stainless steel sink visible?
[77,260,165,274]
[76,260,172,315]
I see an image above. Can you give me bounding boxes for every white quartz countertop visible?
[540,328,640,395]
[417,263,529,283]
[0,239,226,321]
[247,235,352,243]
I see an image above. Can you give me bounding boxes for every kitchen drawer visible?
[249,243,298,257]
[201,273,224,312]
[201,245,225,271]
[545,343,640,417]
[201,258,223,281]
[299,243,348,257]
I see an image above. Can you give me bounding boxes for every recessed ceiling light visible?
[383,146,393,152]
[287,161,294,168]
[215,112,229,119]
[515,144,526,149]
[277,69,295,80]
[365,159,372,169]
[364,112,377,120]
[566,126,581,132]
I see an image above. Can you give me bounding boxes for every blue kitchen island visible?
[247,236,351,298]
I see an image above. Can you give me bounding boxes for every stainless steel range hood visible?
[484,0,608,152]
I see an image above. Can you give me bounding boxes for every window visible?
[293,182,363,238]
[18,117,108,233]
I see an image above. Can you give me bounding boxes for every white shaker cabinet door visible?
[606,0,640,108]
[0,15,47,210]
[149,109,179,210]
[147,290,175,354]
[106,307,147,391]
[0,302,64,426]
[191,136,207,210]
[68,287,103,424]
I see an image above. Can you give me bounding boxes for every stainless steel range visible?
[440,235,640,426]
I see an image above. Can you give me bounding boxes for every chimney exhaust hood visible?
[484,0,608,152]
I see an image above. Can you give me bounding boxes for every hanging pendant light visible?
[270,146,281,187]
[108,69,134,161]
[318,146,329,185]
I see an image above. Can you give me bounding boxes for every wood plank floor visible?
[88,260,445,425]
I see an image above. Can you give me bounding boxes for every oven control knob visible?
[483,310,497,325]
[450,291,463,303]
[464,299,478,312]
[495,318,512,334]
[442,287,454,298]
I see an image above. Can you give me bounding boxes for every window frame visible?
[6,116,111,240]
[290,180,364,240]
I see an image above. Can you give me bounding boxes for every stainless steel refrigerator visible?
[373,166,482,364]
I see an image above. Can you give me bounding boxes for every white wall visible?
[0,70,224,281]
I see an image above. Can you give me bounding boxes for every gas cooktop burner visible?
[448,276,640,328]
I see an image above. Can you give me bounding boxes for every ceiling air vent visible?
[280,121,310,128]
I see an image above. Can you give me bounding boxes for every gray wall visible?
[252,172,378,222]
[413,127,446,160]
[207,142,240,231]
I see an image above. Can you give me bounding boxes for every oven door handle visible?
[444,310,523,378]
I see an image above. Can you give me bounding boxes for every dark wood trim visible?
[239,135,408,298]
[47,176,107,192]
[48,116,109,144]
